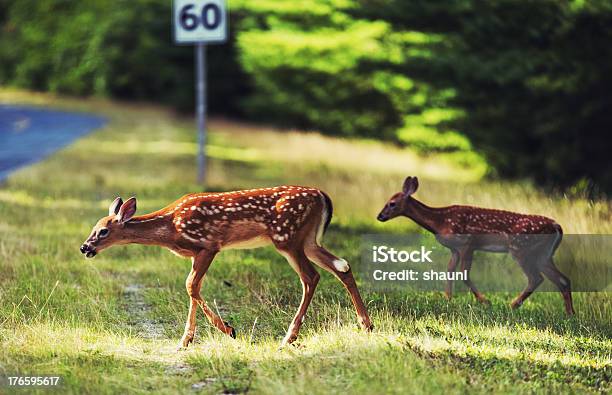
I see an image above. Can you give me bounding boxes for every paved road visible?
[0,105,106,181]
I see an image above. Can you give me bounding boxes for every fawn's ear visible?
[402,176,419,196]
[109,197,124,216]
[116,197,137,224]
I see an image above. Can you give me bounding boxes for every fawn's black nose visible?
[80,244,97,258]
[377,213,388,222]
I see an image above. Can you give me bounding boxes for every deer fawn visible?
[377,176,574,315]
[81,186,373,348]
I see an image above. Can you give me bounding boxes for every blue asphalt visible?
[0,105,106,181]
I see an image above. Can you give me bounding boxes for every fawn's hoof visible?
[280,341,305,350]
[178,336,194,350]
[224,321,236,339]
[278,341,301,351]
[474,293,491,306]
[360,316,374,331]
[279,334,298,349]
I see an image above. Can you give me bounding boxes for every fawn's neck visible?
[403,197,445,234]
[122,214,176,248]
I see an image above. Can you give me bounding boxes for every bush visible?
[0,0,246,113]
[359,0,612,192]
[1,0,611,192]
[237,21,403,138]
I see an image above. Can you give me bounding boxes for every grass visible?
[0,88,610,394]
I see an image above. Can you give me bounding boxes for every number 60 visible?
[179,3,221,31]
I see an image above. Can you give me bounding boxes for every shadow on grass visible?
[364,289,611,340]
[182,331,609,394]
[321,225,611,339]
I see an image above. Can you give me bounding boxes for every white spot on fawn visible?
[333,258,350,272]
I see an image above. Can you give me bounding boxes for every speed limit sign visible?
[173,0,228,184]
[173,0,227,44]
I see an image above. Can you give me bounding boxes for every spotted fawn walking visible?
[81,186,373,348]
[377,176,574,315]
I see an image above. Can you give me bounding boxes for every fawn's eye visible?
[389,202,396,208]
[98,228,109,238]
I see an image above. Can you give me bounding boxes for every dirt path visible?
[122,284,165,340]
[121,283,222,390]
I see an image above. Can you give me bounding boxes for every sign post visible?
[195,43,206,184]
[173,0,228,185]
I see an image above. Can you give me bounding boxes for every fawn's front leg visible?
[445,250,459,300]
[179,249,235,349]
[460,249,490,305]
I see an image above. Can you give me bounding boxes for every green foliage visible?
[398,108,471,152]
[232,0,449,140]
[397,125,470,152]
[356,0,612,193]
[237,22,404,138]
[0,0,245,113]
[1,0,611,192]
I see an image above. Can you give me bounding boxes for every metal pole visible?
[196,43,207,185]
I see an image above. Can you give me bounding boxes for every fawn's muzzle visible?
[80,243,97,258]
[377,213,389,222]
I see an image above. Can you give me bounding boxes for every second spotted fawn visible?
[377,176,574,315]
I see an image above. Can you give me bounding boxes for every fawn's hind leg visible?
[304,243,373,331]
[542,259,575,315]
[276,247,320,346]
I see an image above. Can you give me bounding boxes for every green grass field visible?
[0,90,610,394]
